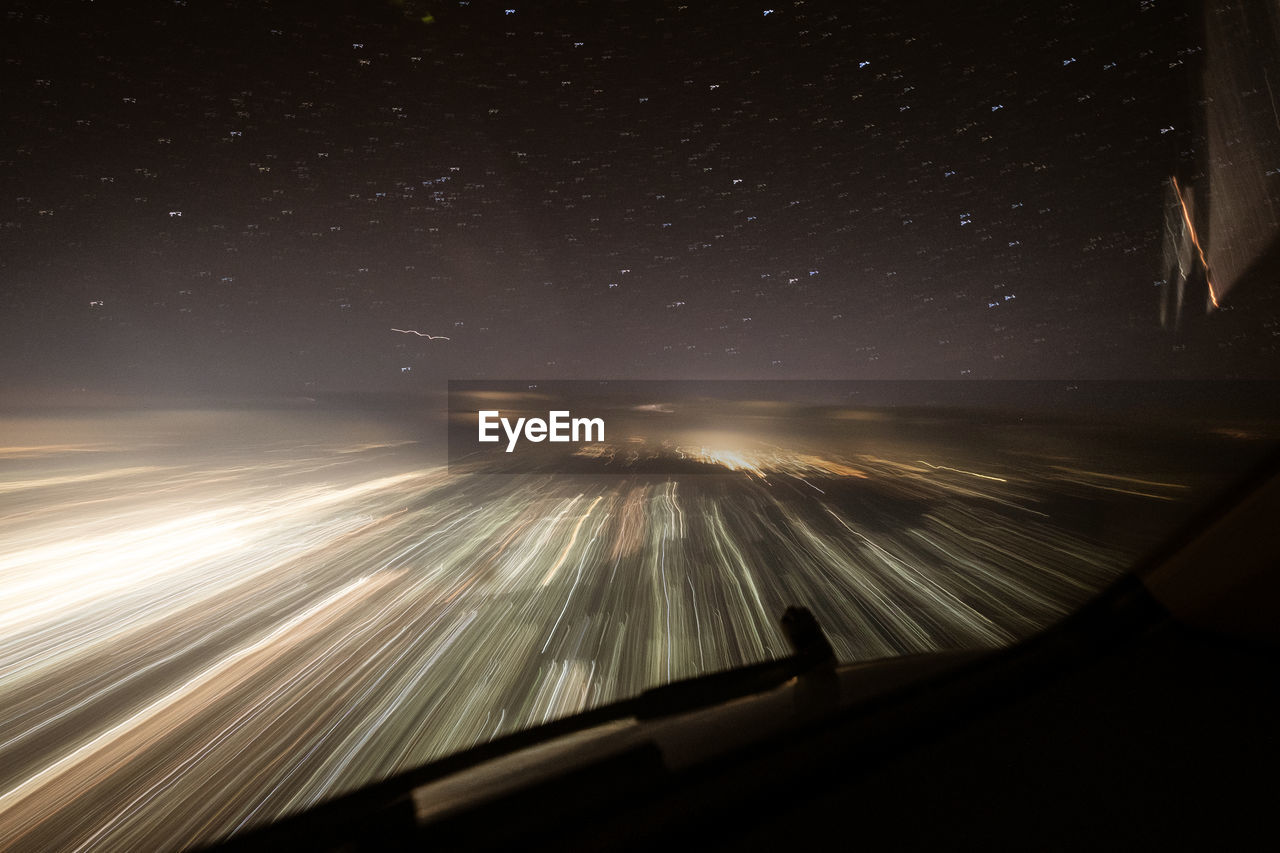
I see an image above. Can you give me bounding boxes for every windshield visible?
[2,1,1278,850]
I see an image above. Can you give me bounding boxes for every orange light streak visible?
[1170,175,1221,309]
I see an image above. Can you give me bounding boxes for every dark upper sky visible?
[1,0,1275,396]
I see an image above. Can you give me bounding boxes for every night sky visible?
[2,0,1275,396]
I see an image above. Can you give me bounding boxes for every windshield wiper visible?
[207,605,837,851]
[631,605,835,719]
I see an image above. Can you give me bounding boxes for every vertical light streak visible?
[539,495,602,587]
[1170,175,1221,309]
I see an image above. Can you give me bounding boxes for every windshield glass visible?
[2,1,1278,849]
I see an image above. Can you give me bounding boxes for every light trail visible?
[0,574,397,845]
[540,495,604,587]
[0,408,1229,851]
[916,460,1008,483]
[390,328,451,340]
[1170,174,1221,309]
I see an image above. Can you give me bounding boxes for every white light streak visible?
[391,328,451,340]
